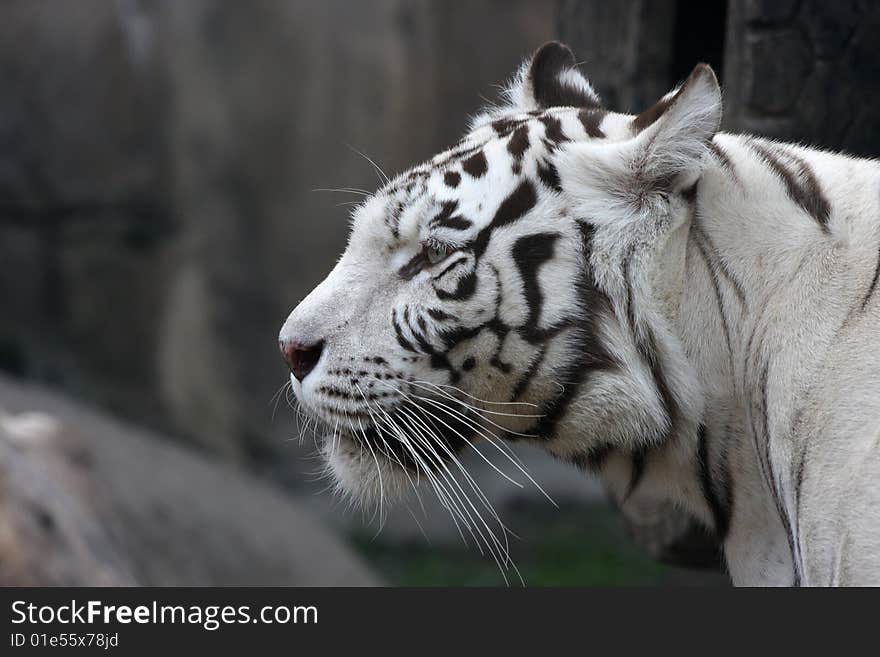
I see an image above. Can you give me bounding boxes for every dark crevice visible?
[670,0,728,87]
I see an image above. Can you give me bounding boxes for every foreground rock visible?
[0,375,378,586]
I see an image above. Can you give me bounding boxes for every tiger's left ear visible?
[508,41,602,111]
[628,63,722,191]
[558,63,721,211]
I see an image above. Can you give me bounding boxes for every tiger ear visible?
[507,41,602,111]
[556,64,721,217]
[628,63,722,190]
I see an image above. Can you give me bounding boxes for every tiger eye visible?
[425,243,449,265]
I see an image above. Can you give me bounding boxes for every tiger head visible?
[279,42,721,515]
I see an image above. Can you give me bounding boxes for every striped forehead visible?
[349,180,424,245]
[365,106,611,242]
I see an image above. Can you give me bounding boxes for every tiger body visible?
[279,43,880,586]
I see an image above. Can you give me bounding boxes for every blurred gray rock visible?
[0,411,135,586]
[0,373,379,585]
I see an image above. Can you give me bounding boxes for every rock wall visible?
[722,0,880,155]
[0,0,172,429]
[558,0,880,157]
[556,0,679,113]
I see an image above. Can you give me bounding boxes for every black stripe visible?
[461,150,488,178]
[392,309,416,352]
[437,324,482,351]
[692,229,734,368]
[492,118,523,136]
[410,323,460,384]
[861,243,880,311]
[510,345,546,401]
[536,160,562,192]
[750,141,831,233]
[435,270,477,301]
[791,418,809,578]
[697,424,731,539]
[789,154,831,232]
[489,353,512,373]
[527,222,616,440]
[472,181,538,258]
[430,201,458,228]
[639,332,675,445]
[485,264,513,374]
[757,361,801,586]
[709,141,738,183]
[691,221,746,306]
[440,142,484,165]
[681,180,698,203]
[437,216,472,231]
[428,308,455,322]
[623,250,677,447]
[571,443,614,472]
[511,232,559,342]
[435,267,505,352]
[527,332,592,438]
[432,256,468,281]
[397,252,425,280]
[491,180,538,229]
[790,408,808,579]
[507,125,530,160]
[539,115,567,145]
[624,448,648,499]
[577,108,606,138]
[491,118,514,134]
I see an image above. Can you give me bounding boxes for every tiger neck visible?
[659,143,796,584]
[537,133,799,583]
[578,143,793,582]
[674,136,821,584]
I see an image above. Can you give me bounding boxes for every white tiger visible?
[278,42,880,586]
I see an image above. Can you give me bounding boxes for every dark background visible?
[1,0,877,586]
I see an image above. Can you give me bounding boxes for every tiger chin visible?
[279,42,880,586]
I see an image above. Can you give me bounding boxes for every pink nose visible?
[279,338,324,381]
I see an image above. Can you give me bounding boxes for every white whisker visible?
[312,187,371,196]
[394,403,517,575]
[405,390,557,508]
[413,380,540,408]
[344,143,391,186]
